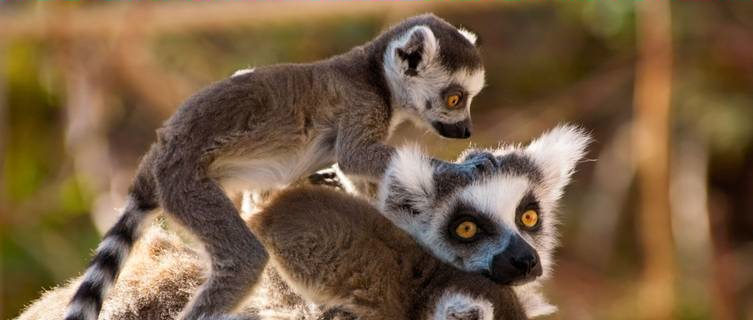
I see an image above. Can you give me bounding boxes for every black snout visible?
[432,119,472,139]
[489,236,543,285]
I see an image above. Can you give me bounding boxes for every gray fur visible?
[65,13,485,320]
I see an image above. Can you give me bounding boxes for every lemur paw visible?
[434,151,497,183]
[459,151,498,175]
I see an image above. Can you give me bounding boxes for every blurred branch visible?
[633,2,675,319]
[0,2,501,40]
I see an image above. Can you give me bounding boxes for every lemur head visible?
[380,14,484,139]
[378,125,590,313]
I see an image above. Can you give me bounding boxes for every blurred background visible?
[1,1,752,319]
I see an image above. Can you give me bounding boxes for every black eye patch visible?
[442,203,498,245]
[440,84,468,109]
[515,192,542,232]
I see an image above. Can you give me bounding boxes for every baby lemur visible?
[65,14,486,320]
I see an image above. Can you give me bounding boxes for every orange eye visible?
[446,94,461,108]
[455,221,478,239]
[520,210,539,228]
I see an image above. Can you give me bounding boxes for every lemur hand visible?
[432,151,498,185]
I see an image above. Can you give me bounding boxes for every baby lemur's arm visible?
[336,106,496,183]
[335,93,395,179]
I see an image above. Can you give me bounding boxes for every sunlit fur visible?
[383,25,485,134]
[458,28,478,45]
[18,127,587,320]
[379,125,591,318]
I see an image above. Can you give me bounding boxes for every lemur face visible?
[383,16,485,139]
[379,126,590,286]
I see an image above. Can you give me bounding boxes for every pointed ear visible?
[393,25,439,76]
[378,144,435,221]
[524,125,592,197]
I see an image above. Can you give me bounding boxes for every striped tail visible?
[64,197,153,320]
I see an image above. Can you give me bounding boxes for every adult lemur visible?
[254,125,590,319]
[65,14,487,320]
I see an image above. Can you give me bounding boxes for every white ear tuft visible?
[231,67,255,77]
[458,28,478,45]
[407,25,439,60]
[525,124,592,194]
[388,25,439,74]
[377,144,435,214]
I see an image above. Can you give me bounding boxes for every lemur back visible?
[250,187,527,320]
[65,14,488,320]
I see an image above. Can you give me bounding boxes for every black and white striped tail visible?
[64,198,152,320]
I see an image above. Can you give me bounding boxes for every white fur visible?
[459,175,531,229]
[432,291,494,320]
[454,68,485,96]
[524,125,591,204]
[332,164,357,194]
[458,28,478,45]
[231,68,255,77]
[384,26,439,82]
[211,136,335,194]
[513,282,557,318]
[382,24,485,128]
[382,144,435,199]
[377,124,591,319]
[383,25,444,109]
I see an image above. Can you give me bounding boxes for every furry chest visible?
[210,138,336,193]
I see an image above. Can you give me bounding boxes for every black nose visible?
[432,119,472,139]
[511,252,537,275]
[488,236,542,285]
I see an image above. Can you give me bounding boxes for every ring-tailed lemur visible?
[379,125,591,317]
[65,14,488,320]
[251,186,527,320]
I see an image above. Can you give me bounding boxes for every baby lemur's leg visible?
[153,157,267,320]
